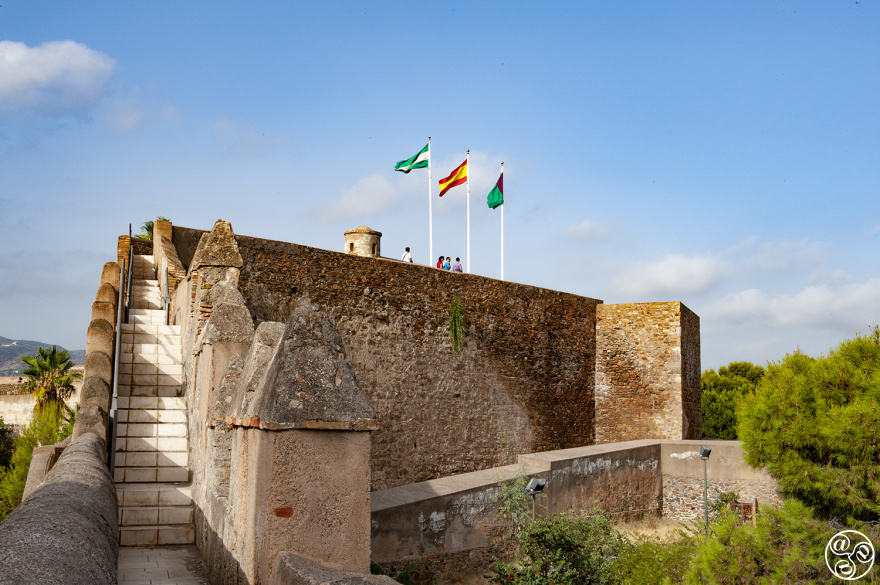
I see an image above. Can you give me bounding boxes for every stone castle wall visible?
[174,227,600,491]
[172,224,700,492]
[594,302,701,443]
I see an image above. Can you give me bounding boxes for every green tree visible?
[136,215,170,240]
[738,327,880,521]
[19,345,81,409]
[701,361,764,439]
[0,417,14,469]
[0,402,75,522]
[491,510,628,585]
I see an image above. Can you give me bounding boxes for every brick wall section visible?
[175,228,600,490]
[594,302,701,443]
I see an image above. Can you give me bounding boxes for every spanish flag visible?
[438,158,468,197]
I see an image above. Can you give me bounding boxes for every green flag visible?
[394,143,429,173]
[487,172,503,209]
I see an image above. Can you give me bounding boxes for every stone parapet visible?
[0,433,118,585]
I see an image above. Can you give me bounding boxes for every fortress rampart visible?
[171,222,700,491]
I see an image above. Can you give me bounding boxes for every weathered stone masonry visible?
[172,223,700,491]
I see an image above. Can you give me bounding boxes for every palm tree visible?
[136,216,171,240]
[19,346,82,409]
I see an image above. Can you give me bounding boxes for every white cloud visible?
[0,40,115,115]
[214,117,290,155]
[318,173,400,222]
[611,253,725,297]
[747,239,824,273]
[105,96,145,132]
[709,278,880,330]
[564,219,611,240]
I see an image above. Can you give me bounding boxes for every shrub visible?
[0,403,76,522]
[490,510,628,585]
[684,499,838,584]
[612,529,697,585]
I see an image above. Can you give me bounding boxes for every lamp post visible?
[700,445,712,528]
[526,478,547,521]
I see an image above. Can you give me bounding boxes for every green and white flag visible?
[394,143,430,173]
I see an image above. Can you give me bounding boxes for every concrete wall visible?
[659,440,781,522]
[371,440,662,578]
[594,302,701,443]
[371,439,776,581]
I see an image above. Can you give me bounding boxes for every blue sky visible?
[1,1,878,370]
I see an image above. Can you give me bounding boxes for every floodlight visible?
[526,478,547,495]
[700,445,712,460]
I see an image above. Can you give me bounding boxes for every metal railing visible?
[107,256,126,471]
[164,266,169,326]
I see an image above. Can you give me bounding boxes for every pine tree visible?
[701,362,764,439]
[738,327,880,521]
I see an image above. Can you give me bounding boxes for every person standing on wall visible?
[444,256,451,270]
[402,247,413,263]
[437,255,444,269]
[452,257,463,273]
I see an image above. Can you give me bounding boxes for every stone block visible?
[81,377,111,411]
[86,319,115,358]
[72,404,109,446]
[84,351,113,388]
[95,282,117,304]
[100,261,121,292]
[91,301,117,324]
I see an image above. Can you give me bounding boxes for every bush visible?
[701,361,764,439]
[684,499,838,584]
[491,510,628,585]
[611,529,697,585]
[738,327,880,521]
[0,403,75,522]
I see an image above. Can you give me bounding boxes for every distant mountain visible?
[0,337,85,376]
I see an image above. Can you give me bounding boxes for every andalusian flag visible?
[394,143,430,173]
[487,172,503,209]
[438,158,468,196]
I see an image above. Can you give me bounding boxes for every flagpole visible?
[500,161,504,281]
[466,149,470,274]
[428,137,433,265]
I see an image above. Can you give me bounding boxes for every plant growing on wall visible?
[449,297,464,355]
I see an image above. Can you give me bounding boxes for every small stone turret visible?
[343,226,381,258]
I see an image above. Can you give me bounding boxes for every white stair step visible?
[117,484,192,507]
[118,397,186,410]
[114,466,189,483]
[119,525,195,546]
[117,423,188,438]
[119,506,194,526]
[117,437,188,453]
[117,451,188,467]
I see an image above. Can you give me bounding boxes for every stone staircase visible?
[115,254,195,546]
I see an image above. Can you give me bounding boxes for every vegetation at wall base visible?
[0,417,13,469]
[490,510,628,585]
[738,326,880,522]
[700,361,764,439]
[0,402,75,522]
